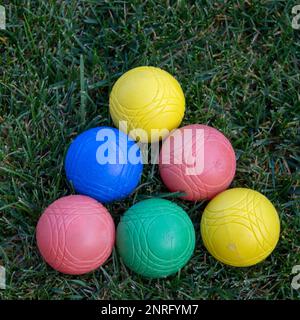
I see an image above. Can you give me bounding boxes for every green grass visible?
[0,0,299,300]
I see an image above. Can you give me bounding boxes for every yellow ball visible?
[200,188,280,267]
[109,66,185,143]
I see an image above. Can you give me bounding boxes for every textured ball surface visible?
[116,198,195,278]
[109,66,185,142]
[36,195,115,275]
[159,124,236,201]
[65,127,143,203]
[201,188,280,267]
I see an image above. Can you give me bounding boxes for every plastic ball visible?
[65,127,143,203]
[36,195,115,275]
[109,66,185,143]
[159,124,236,201]
[116,198,195,278]
[200,188,280,267]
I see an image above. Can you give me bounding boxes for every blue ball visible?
[65,127,143,203]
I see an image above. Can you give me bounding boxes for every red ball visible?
[36,195,115,275]
[159,124,236,201]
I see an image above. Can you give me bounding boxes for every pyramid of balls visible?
[36,66,280,277]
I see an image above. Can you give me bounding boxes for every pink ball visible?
[36,195,115,275]
[159,124,236,201]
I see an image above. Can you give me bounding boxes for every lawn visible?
[0,0,299,300]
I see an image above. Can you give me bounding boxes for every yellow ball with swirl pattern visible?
[109,66,185,143]
[201,188,280,267]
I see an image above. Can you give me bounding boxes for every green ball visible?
[116,198,195,278]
